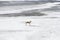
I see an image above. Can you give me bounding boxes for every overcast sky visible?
[0,0,59,1]
[0,0,38,1]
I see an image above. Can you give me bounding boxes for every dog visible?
[25,20,32,26]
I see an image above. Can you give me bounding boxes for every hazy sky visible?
[0,0,38,1]
[0,0,60,1]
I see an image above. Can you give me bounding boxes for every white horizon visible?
[0,0,39,1]
[0,0,59,1]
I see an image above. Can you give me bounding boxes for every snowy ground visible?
[0,2,60,40]
[0,2,59,14]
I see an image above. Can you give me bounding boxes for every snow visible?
[0,2,60,40]
[0,16,59,40]
[0,2,59,14]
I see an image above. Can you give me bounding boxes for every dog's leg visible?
[29,23,31,26]
[25,23,27,26]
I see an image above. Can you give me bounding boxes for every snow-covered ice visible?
[0,2,59,14]
[0,2,60,40]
